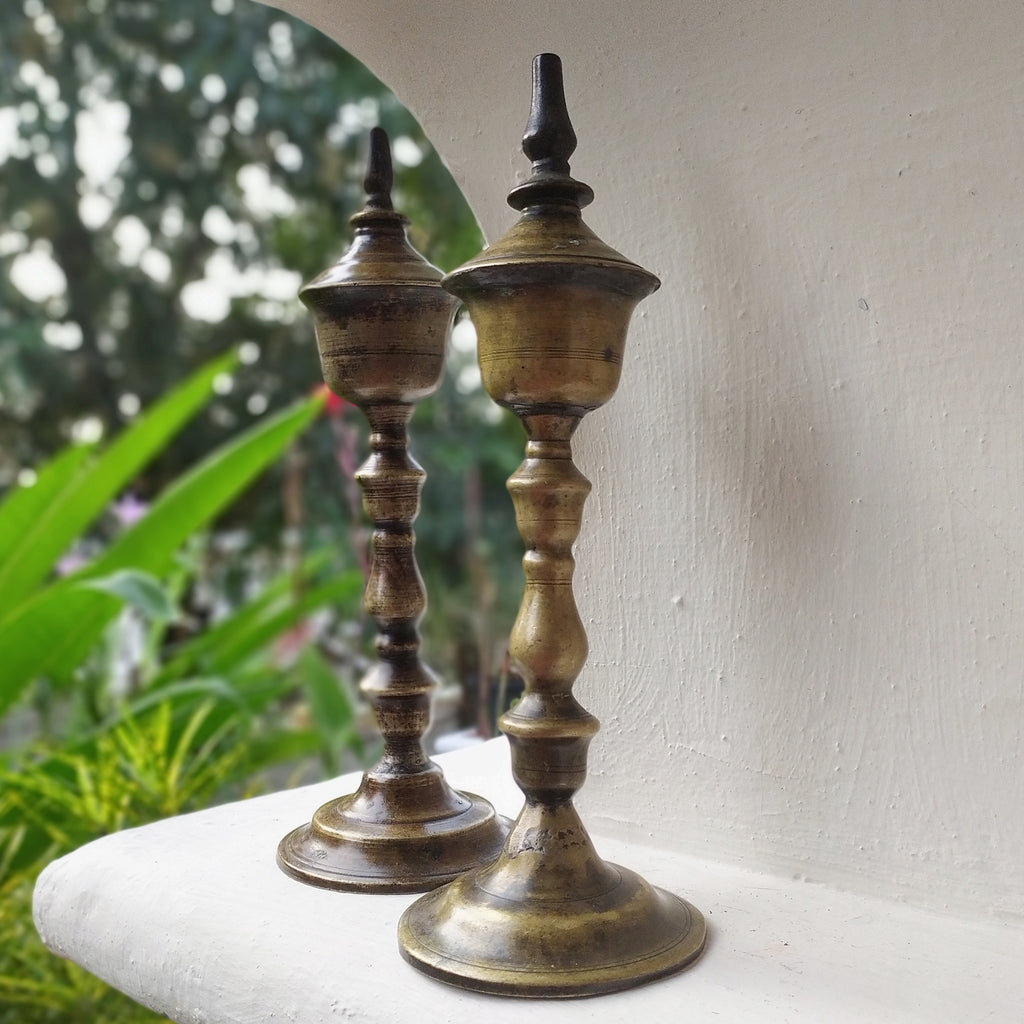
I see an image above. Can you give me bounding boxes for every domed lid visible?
[443,54,660,299]
[300,127,444,303]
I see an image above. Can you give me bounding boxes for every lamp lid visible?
[300,127,444,304]
[443,54,659,299]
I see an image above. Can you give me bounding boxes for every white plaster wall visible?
[267,0,1024,920]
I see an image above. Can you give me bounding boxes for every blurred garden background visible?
[0,1,523,1019]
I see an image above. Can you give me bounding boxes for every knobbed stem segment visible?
[399,393,703,995]
[357,403,435,763]
[502,415,597,805]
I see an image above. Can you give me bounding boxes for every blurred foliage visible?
[0,0,524,697]
[0,0,481,472]
[0,3,529,1013]
[0,356,366,865]
[0,699,282,1024]
[0,354,324,719]
[0,358,365,1023]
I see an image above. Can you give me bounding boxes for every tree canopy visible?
[0,0,523,687]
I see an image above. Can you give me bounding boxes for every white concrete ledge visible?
[34,740,1024,1023]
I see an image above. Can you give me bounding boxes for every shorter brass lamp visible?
[398,55,707,995]
[277,128,507,892]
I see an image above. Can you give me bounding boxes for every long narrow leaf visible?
[109,677,246,722]
[0,443,95,572]
[93,670,291,747]
[0,351,237,617]
[153,548,332,670]
[0,584,121,717]
[47,395,324,684]
[243,728,323,776]
[298,647,362,772]
[146,569,361,690]
[150,570,298,683]
[203,573,362,677]
[0,394,323,717]
[84,394,323,583]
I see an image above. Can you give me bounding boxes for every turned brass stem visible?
[356,403,436,765]
[504,416,596,802]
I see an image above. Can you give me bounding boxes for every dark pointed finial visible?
[522,53,577,176]
[363,126,394,211]
[508,54,593,211]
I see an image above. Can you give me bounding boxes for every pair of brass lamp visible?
[277,53,706,998]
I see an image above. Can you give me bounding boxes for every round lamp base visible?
[398,861,706,997]
[277,771,508,894]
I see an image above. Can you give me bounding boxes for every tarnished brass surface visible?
[277,129,507,893]
[399,55,706,992]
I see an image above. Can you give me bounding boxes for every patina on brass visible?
[277,128,507,893]
[398,55,706,994]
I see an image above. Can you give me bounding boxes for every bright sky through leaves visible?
[0,50,401,325]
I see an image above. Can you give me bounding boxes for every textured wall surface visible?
[269,0,1024,919]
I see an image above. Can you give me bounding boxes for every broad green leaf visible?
[0,582,121,717]
[44,394,324,683]
[84,394,323,584]
[0,351,238,621]
[0,394,323,717]
[77,569,178,622]
[0,443,95,571]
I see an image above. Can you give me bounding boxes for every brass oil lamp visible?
[277,128,507,892]
[398,55,707,994]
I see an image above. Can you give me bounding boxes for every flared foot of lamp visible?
[399,862,705,997]
[277,767,508,894]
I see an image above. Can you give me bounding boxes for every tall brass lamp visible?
[277,128,508,893]
[398,54,707,996]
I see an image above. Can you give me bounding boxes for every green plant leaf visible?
[197,572,362,677]
[115,677,245,721]
[243,727,322,776]
[95,670,292,750]
[296,647,362,773]
[83,394,323,585]
[151,573,295,682]
[77,569,178,622]
[0,351,238,620]
[0,394,323,718]
[0,443,95,571]
[146,557,361,689]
